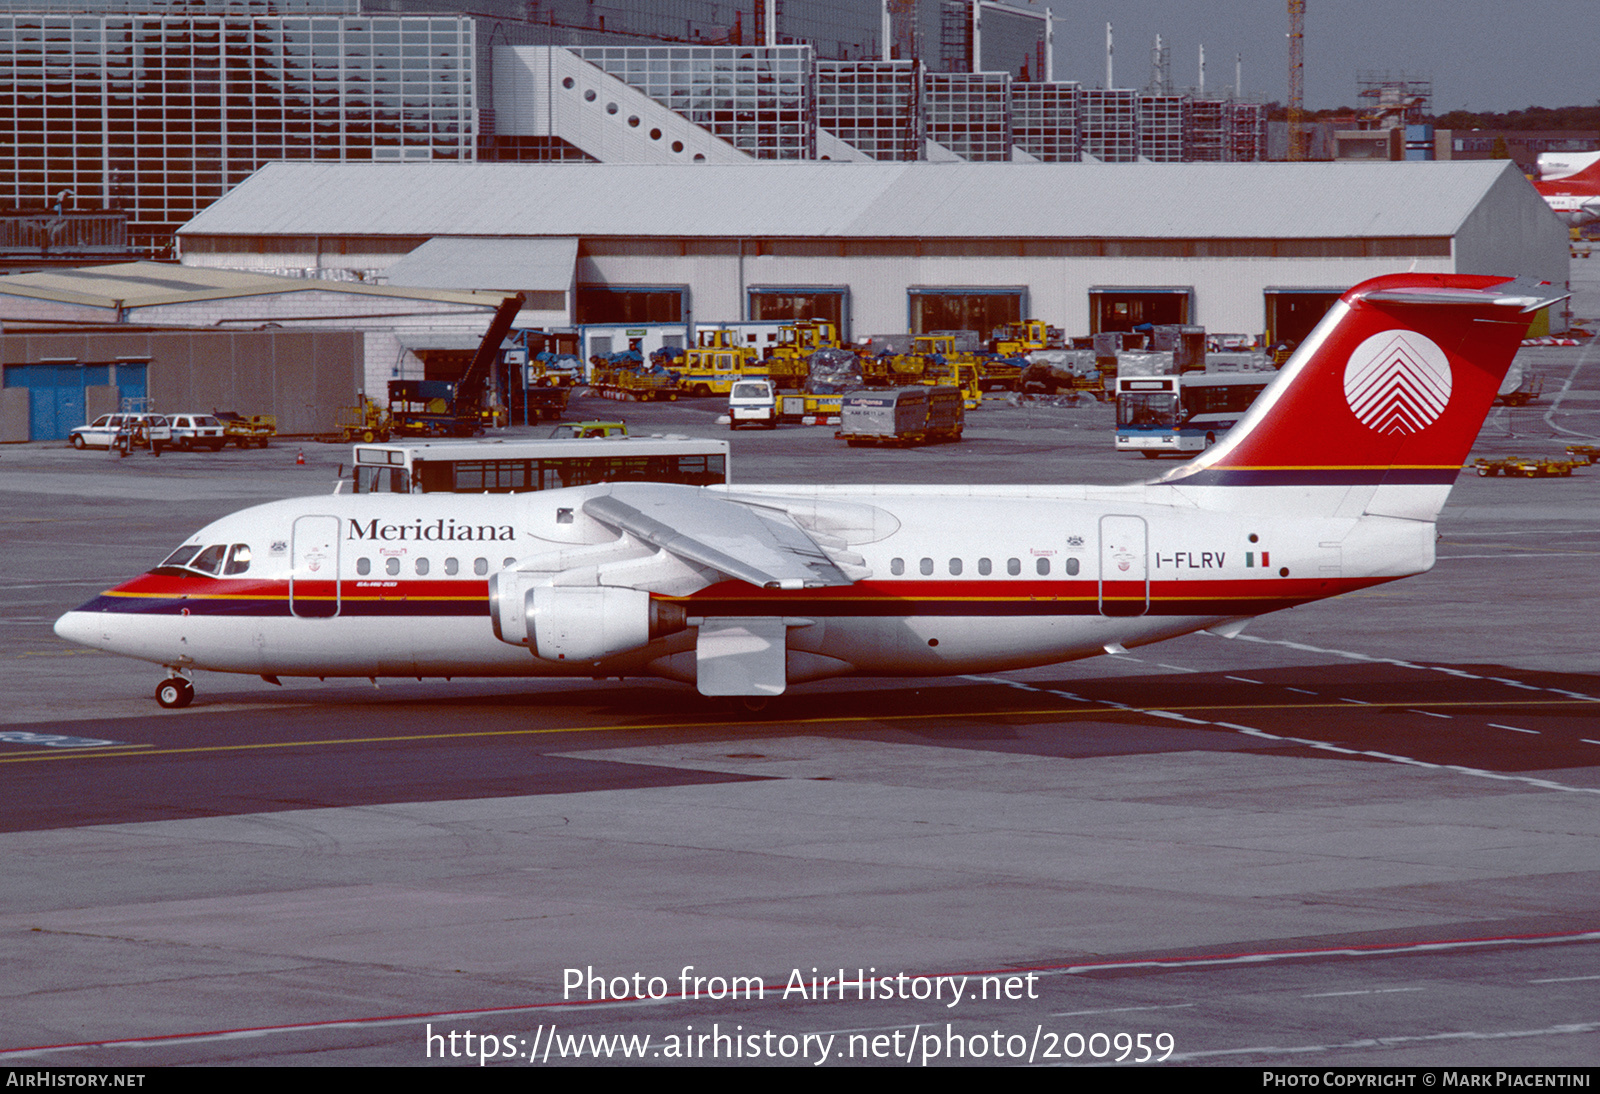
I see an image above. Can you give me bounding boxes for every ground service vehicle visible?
[1115,370,1274,456]
[337,399,390,444]
[55,274,1560,709]
[348,436,728,495]
[728,379,778,429]
[836,386,963,446]
[214,411,276,448]
[673,329,768,397]
[764,320,840,390]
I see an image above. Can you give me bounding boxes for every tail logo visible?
[1342,330,1453,436]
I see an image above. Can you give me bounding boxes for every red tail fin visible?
[1163,274,1564,510]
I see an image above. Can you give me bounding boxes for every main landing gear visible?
[155,674,195,709]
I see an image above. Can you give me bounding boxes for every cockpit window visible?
[190,545,227,575]
[158,545,202,570]
[153,543,244,577]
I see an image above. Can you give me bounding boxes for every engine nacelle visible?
[489,576,685,662]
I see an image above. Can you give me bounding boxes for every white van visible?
[727,379,778,430]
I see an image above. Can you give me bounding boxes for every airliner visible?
[55,273,1560,709]
[1533,150,1600,229]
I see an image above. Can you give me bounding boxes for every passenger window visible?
[356,557,371,575]
[1036,557,1050,575]
[503,557,515,568]
[445,557,459,575]
[978,558,992,575]
[1066,557,1080,576]
[385,557,400,575]
[415,557,429,575]
[919,557,933,576]
[191,544,226,576]
[224,544,251,575]
[474,557,488,575]
[890,558,904,576]
[1007,558,1021,576]
[948,558,962,575]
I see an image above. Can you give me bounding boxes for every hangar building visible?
[175,159,1571,348]
[0,262,513,440]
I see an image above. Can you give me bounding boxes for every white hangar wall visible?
[572,245,1465,338]
[176,161,1571,340]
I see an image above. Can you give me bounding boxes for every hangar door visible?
[3,361,146,441]
[748,287,849,339]
[1264,288,1346,347]
[908,288,1025,336]
[1089,287,1192,334]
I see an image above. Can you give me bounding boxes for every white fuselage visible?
[54,482,1434,687]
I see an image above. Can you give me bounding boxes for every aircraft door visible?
[1098,515,1148,617]
[290,515,341,619]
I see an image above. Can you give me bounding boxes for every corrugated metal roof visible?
[383,237,578,292]
[179,161,1526,241]
[0,261,507,310]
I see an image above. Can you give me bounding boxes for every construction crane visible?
[1287,0,1305,161]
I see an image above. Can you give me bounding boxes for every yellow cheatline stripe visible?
[0,696,1592,766]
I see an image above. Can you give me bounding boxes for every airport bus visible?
[1115,370,1275,456]
[348,436,730,494]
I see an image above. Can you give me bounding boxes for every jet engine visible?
[489,575,686,663]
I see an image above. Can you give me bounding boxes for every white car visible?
[69,413,172,452]
[166,413,227,451]
[727,379,778,429]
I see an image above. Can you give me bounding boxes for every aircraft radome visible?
[55,273,1563,710]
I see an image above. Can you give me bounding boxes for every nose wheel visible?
[155,677,195,709]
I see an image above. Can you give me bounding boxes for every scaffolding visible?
[1226,102,1267,162]
[1356,71,1432,128]
[1186,97,1227,162]
[1080,88,1137,162]
[573,45,817,160]
[817,60,920,161]
[1138,94,1187,162]
[1011,82,1081,162]
[924,72,1012,161]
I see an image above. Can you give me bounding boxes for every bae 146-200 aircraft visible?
[55,273,1562,709]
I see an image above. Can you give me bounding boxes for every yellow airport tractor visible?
[764,319,841,390]
[336,397,391,444]
[671,328,769,398]
[985,319,1063,391]
[863,335,984,408]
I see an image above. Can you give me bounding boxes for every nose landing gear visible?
[155,675,195,709]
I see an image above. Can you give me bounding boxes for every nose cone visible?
[54,610,103,650]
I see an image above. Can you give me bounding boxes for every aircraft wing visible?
[582,484,862,590]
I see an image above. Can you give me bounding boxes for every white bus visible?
[1115,370,1275,457]
[349,437,730,494]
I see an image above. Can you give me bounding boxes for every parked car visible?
[69,413,172,453]
[165,413,228,450]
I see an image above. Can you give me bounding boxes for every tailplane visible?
[1160,273,1566,520]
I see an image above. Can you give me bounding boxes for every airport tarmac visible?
[2,334,1599,1067]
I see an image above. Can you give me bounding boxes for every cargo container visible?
[836,385,963,447]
